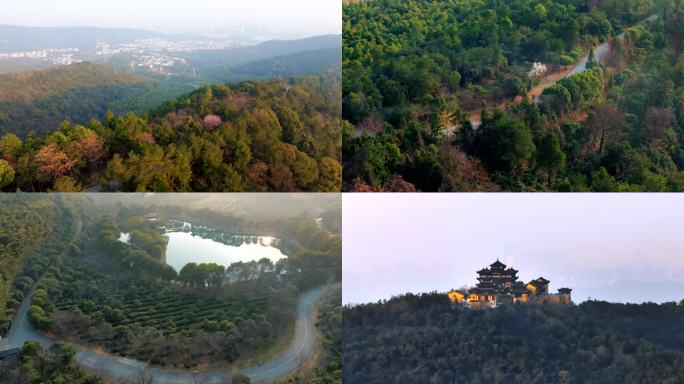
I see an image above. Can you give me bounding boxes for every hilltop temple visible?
[448,259,572,308]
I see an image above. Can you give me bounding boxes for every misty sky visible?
[0,0,340,37]
[343,194,684,306]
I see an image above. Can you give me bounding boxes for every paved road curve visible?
[1,284,329,384]
[469,12,661,125]
[569,13,660,76]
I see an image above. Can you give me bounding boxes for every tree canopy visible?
[0,75,342,192]
[342,0,684,192]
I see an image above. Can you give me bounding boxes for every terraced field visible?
[53,264,270,333]
[41,259,297,367]
[54,267,269,333]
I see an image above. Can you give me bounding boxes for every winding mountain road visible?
[467,12,661,127]
[1,284,329,383]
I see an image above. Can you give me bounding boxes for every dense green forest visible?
[0,74,342,192]
[343,0,684,191]
[343,292,684,384]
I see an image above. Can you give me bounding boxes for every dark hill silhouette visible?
[343,291,684,384]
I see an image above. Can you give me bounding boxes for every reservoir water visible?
[119,229,286,271]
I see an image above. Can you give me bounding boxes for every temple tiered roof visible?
[450,260,572,308]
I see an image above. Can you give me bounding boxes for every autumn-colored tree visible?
[34,144,76,183]
[351,179,377,192]
[382,175,418,192]
[248,161,269,191]
[70,134,105,173]
[438,145,495,191]
[269,164,295,191]
[586,103,625,153]
[139,132,156,145]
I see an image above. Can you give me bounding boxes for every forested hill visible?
[0,74,342,192]
[343,292,684,384]
[0,33,342,138]
[0,63,162,136]
[343,0,684,192]
[0,63,149,103]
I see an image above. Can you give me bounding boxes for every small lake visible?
[119,227,287,272]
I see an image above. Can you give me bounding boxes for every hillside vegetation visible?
[0,195,74,335]
[0,74,342,192]
[0,34,342,139]
[343,292,684,384]
[343,0,684,191]
[0,63,167,136]
[0,63,148,103]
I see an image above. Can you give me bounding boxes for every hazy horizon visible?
[0,0,341,38]
[343,194,684,306]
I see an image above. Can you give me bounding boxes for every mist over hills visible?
[0,25,167,52]
[0,30,341,136]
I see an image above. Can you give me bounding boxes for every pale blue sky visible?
[0,0,341,36]
[343,194,684,305]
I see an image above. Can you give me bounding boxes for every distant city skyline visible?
[343,194,684,305]
[0,0,340,38]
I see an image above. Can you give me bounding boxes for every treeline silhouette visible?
[343,292,684,384]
